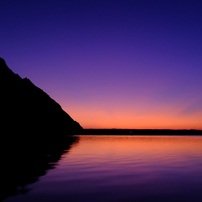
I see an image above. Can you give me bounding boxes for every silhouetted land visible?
[0,57,82,137]
[80,129,202,135]
[0,57,82,201]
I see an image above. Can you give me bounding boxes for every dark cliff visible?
[0,57,82,201]
[0,57,82,137]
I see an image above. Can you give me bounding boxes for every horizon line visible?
[83,128,202,131]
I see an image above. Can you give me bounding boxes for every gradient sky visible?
[1,0,202,129]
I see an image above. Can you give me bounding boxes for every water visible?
[4,135,202,202]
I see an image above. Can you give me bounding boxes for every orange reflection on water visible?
[40,135,202,202]
[63,135,202,169]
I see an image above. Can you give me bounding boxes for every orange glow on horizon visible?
[63,104,202,130]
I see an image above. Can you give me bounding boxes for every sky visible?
[1,0,202,129]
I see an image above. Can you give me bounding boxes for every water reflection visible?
[56,136,202,202]
[1,135,79,202]
[3,135,202,202]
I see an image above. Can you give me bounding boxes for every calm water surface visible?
[5,135,202,202]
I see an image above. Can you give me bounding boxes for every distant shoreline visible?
[78,129,202,136]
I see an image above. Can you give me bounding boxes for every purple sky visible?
[1,0,202,129]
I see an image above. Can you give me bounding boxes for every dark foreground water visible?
[4,135,202,202]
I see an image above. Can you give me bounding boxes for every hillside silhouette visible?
[0,57,82,137]
[0,57,82,201]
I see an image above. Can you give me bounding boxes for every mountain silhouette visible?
[0,57,82,137]
[0,57,83,201]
